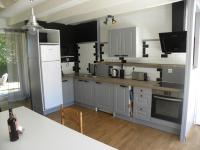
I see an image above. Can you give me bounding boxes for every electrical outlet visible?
[168,68,173,73]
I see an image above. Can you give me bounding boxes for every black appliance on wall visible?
[159,31,187,53]
[151,93,182,123]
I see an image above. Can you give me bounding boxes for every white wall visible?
[62,42,96,74]
[0,18,7,28]
[78,43,96,74]
[61,62,74,74]
[100,4,186,65]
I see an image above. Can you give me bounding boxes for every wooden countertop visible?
[96,61,185,68]
[63,74,184,92]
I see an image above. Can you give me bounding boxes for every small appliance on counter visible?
[88,63,96,75]
[119,64,125,79]
[110,68,119,78]
[132,68,148,81]
[95,63,111,77]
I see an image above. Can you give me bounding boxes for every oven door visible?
[151,94,182,123]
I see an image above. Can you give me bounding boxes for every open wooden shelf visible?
[96,61,185,68]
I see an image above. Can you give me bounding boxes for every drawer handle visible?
[78,80,83,82]
[96,82,101,84]
[62,80,68,82]
[84,80,89,82]
[120,85,127,88]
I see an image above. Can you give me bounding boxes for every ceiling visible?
[0,0,182,26]
[0,0,18,11]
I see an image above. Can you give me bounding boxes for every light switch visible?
[168,68,173,73]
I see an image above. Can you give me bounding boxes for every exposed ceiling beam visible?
[0,0,47,18]
[7,0,92,25]
[55,0,182,25]
[7,0,131,25]
[7,0,182,26]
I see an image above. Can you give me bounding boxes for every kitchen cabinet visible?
[108,27,141,58]
[133,87,152,121]
[75,21,97,43]
[108,30,121,57]
[62,78,74,106]
[94,82,114,113]
[74,79,94,106]
[114,85,130,117]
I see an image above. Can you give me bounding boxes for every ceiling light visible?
[103,15,117,25]
[112,17,117,24]
[23,0,43,35]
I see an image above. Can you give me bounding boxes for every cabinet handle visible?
[96,82,101,84]
[140,89,143,92]
[139,108,143,111]
[114,55,119,57]
[78,80,83,82]
[84,80,89,82]
[62,80,68,82]
[120,85,127,88]
[121,54,128,57]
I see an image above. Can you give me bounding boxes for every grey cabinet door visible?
[62,78,74,106]
[108,30,122,57]
[74,79,94,106]
[94,82,114,113]
[82,80,94,106]
[114,85,130,116]
[121,28,136,57]
[74,79,82,103]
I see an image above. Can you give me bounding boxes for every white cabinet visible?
[114,85,130,117]
[108,27,141,58]
[94,82,114,113]
[108,30,122,57]
[62,78,74,106]
[74,79,94,106]
[133,87,152,121]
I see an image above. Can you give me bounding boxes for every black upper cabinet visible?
[74,21,97,43]
[37,20,97,56]
[172,1,185,32]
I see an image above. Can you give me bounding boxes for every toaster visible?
[132,72,148,81]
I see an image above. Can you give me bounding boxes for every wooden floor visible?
[47,105,200,150]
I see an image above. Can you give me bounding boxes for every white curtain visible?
[4,31,30,102]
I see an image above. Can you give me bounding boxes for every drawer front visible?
[134,93,152,106]
[134,87,152,95]
[134,104,151,120]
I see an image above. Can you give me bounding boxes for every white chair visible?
[0,73,8,85]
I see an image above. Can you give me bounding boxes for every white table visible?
[0,107,116,150]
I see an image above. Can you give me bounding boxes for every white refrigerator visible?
[40,45,63,111]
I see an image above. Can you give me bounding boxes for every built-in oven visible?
[151,93,182,123]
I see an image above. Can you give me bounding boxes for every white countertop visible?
[0,107,116,150]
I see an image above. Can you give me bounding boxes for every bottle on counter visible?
[7,108,19,142]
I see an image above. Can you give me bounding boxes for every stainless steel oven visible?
[151,94,182,123]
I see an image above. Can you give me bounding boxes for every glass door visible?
[0,30,31,112]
